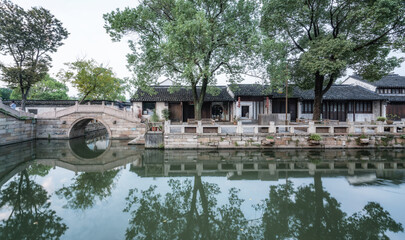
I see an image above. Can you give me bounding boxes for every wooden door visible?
[387,103,405,120]
[183,102,195,122]
[323,102,346,121]
[169,102,182,122]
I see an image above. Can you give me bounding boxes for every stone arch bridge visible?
[36,102,146,139]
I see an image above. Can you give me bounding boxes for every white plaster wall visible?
[234,101,254,119]
[22,107,68,115]
[342,77,376,92]
[156,102,168,119]
[300,114,313,120]
[347,114,375,122]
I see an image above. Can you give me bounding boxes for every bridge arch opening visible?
[68,118,111,139]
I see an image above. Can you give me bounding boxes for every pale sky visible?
[1,0,404,97]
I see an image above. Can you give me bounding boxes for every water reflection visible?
[56,170,120,210]
[0,164,68,239]
[68,131,110,159]
[123,173,404,240]
[1,139,405,239]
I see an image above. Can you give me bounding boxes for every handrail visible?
[164,120,405,135]
[0,100,35,119]
[36,102,139,122]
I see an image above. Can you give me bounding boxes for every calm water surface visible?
[1,136,405,240]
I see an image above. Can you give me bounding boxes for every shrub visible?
[162,109,170,121]
[309,134,322,141]
[150,110,160,122]
[266,135,274,139]
[376,116,386,122]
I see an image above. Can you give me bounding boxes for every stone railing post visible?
[307,121,315,134]
[269,121,276,133]
[376,121,384,133]
[53,107,57,118]
[254,126,258,134]
[348,122,355,134]
[164,120,171,133]
[328,126,334,134]
[197,120,203,134]
[289,126,295,134]
[236,121,243,134]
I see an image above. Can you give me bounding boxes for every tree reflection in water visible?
[56,170,120,210]
[124,174,403,240]
[0,164,67,240]
[259,173,404,240]
[124,175,259,240]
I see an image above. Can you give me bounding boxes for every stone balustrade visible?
[0,99,35,119]
[164,120,405,135]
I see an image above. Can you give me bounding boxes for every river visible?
[1,135,405,239]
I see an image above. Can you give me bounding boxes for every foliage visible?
[258,175,403,239]
[0,87,12,100]
[377,116,386,122]
[0,168,68,239]
[387,113,400,121]
[261,0,405,120]
[359,134,368,139]
[150,110,160,122]
[162,108,170,121]
[0,0,69,110]
[266,135,274,139]
[55,170,120,210]
[309,134,322,141]
[103,0,260,119]
[10,74,69,100]
[58,59,125,103]
[124,177,259,240]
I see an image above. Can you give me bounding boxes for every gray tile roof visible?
[131,86,234,102]
[296,85,386,101]
[384,95,405,102]
[351,74,405,88]
[229,84,272,97]
[2,100,130,107]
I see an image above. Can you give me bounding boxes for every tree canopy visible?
[103,0,260,119]
[58,59,126,103]
[0,87,12,100]
[10,74,69,100]
[261,0,405,120]
[0,0,69,110]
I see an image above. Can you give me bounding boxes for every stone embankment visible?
[0,101,36,146]
[163,134,405,149]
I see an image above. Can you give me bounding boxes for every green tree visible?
[10,74,69,100]
[58,59,125,103]
[259,174,403,239]
[0,0,69,110]
[0,87,12,100]
[261,0,405,120]
[103,0,259,119]
[124,176,259,240]
[0,167,68,240]
[55,170,120,210]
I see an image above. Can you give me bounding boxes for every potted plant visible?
[308,134,322,145]
[357,134,369,144]
[376,116,386,122]
[233,116,239,125]
[262,135,275,145]
[386,114,398,125]
[150,110,160,131]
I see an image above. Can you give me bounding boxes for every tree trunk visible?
[194,101,202,120]
[313,73,324,120]
[314,172,324,238]
[20,88,29,111]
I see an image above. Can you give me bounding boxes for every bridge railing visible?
[37,101,139,121]
[0,100,35,119]
[164,120,405,135]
